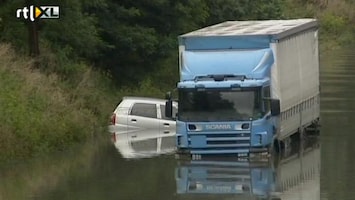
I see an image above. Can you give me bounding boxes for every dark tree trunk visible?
[28,21,40,57]
[26,0,40,57]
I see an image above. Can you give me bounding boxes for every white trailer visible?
[269,20,320,140]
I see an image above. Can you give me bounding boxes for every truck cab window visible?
[179,88,263,121]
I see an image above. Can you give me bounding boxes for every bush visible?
[0,44,116,161]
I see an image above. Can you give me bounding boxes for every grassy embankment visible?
[0,43,174,162]
[0,44,106,161]
[283,0,355,52]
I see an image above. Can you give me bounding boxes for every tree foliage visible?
[205,0,284,25]
[0,0,285,85]
[94,0,209,85]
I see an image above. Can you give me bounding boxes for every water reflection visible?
[175,135,320,200]
[110,125,320,200]
[319,48,355,200]
[109,118,320,199]
[0,128,320,200]
[110,128,176,159]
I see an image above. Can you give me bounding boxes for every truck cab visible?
[166,46,281,156]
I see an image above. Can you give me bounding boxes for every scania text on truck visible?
[165,19,320,156]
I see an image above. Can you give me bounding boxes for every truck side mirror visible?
[165,100,173,118]
[270,99,280,116]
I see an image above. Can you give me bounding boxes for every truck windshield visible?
[178,88,263,122]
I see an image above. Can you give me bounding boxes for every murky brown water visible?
[1,47,355,200]
[320,48,355,200]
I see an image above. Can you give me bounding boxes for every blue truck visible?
[165,19,320,156]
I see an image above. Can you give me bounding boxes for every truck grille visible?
[188,131,251,154]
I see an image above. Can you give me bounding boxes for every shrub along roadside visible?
[0,44,115,161]
[283,0,355,52]
[0,43,174,162]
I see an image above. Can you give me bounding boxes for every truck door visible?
[127,102,160,140]
[262,85,275,144]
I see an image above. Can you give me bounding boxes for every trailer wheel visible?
[282,137,293,156]
[268,139,281,167]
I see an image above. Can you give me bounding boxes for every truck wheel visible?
[282,137,292,156]
[268,140,281,167]
[268,139,279,157]
[268,139,280,154]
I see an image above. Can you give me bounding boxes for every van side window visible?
[160,105,177,120]
[130,103,157,118]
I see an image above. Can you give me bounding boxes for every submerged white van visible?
[109,96,177,135]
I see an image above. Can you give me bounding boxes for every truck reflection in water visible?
[110,129,176,159]
[175,135,320,200]
[109,128,319,199]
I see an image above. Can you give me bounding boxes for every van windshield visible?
[178,88,263,122]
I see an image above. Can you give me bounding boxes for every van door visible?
[158,104,177,136]
[127,102,160,140]
[157,104,177,153]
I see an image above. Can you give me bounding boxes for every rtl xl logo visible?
[16,5,60,21]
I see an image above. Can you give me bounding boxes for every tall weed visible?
[0,44,116,161]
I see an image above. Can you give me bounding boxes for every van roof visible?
[122,96,167,102]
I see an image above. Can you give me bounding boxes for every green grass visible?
[0,43,173,162]
[283,0,355,52]
[0,44,114,161]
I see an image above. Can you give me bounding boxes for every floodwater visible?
[320,47,355,200]
[0,47,354,200]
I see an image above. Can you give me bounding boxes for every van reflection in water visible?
[109,129,176,159]
[175,135,320,200]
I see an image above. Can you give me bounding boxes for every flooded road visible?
[320,48,355,200]
[1,47,355,200]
